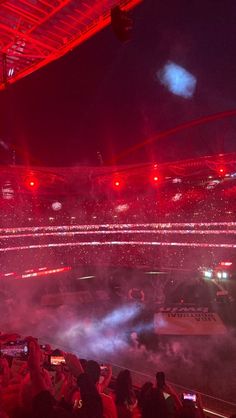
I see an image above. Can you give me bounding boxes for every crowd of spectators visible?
[0,333,231,418]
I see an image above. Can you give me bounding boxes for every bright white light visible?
[157,61,196,98]
[172,178,182,183]
[204,270,212,279]
[76,276,95,280]
[2,181,14,200]
[217,272,222,279]
[222,272,228,279]
[206,180,220,190]
[115,204,129,213]
[8,68,14,77]
[52,201,62,211]
[172,193,182,201]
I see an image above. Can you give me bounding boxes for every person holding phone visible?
[178,393,205,418]
[26,339,73,417]
[141,371,181,418]
[156,372,182,418]
[65,354,104,418]
[98,364,112,394]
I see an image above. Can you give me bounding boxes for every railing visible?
[40,337,236,418]
[110,365,236,418]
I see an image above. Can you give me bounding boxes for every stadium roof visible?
[0,0,141,89]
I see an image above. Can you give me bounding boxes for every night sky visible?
[0,0,236,167]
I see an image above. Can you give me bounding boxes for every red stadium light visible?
[113,178,122,189]
[219,167,225,175]
[151,174,159,185]
[25,176,39,190]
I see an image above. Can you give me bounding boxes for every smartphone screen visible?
[183,393,196,402]
[0,341,29,359]
[50,355,65,366]
[100,365,108,373]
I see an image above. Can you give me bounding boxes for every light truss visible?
[0,0,141,89]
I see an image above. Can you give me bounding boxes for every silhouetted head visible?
[115,369,133,405]
[86,360,101,384]
[156,371,165,389]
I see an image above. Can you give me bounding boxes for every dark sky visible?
[0,0,236,167]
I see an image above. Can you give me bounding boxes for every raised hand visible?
[65,353,84,378]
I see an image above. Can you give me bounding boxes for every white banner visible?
[154,308,227,335]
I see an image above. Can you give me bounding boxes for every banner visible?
[154,307,227,335]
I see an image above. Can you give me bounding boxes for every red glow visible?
[22,266,71,278]
[218,167,228,177]
[114,109,236,163]
[113,179,122,189]
[152,174,159,185]
[220,262,232,266]
[1,267,71,280]
[25,176,39,190]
